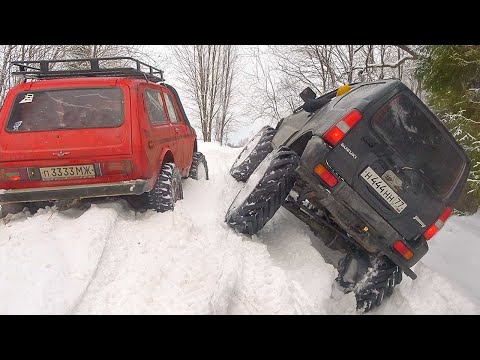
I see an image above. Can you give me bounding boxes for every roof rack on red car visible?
[11,57,165,83]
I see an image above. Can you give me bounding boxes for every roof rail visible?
[11,57,165,83]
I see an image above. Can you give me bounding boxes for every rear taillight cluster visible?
[313,109,363,188]
[100,160,133,176]
[313,164,338,187]
[392,207,453,261]
[0,168,28,182]
[323,109,362,147]
[423,207,453,240]
[393,240,414,260]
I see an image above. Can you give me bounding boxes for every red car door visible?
[141,86,176,176]
[163,89,194,174]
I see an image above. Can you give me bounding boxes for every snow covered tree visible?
[416,45,480,212]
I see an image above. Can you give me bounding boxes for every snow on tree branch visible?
[394,45,422,59]
[366,55,415,69]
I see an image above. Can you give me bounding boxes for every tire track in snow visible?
[0,205,117,314]
[182,146,318,314]
[72,201,229,314]
[205,143,349,314]
[71,144,319,314]
[68,207,120,314]
[258,207,358,314]
[226,239,315,314]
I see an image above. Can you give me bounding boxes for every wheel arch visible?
[161,149,175,165]
[286,130,314,157]
[147,148,175,190]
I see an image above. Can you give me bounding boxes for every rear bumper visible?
[0,180,149,204]
[298,136,428,279]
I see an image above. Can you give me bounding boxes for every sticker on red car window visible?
[19,94,34,104]
[13,121,22,131]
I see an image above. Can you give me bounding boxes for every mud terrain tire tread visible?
[226,147,299,235]
[146,163,183,212]
[337,254,403,313]
[230,126,276,182]
[189,152,209,180]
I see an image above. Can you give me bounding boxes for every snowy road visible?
[1,142,479,314]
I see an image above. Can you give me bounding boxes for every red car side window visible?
[164,93,180,123]
[144,89,168,125]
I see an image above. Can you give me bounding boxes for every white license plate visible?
[40,165,96,181]
[360,166,407,214]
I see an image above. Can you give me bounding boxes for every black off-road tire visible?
[138,163,183,213]
[189,152,209,180]
[337,254,403,313]
[225,147,299,235]
[230,125,276,182]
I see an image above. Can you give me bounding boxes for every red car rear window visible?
[6,88,124,132]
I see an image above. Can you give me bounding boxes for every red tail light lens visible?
[314,164,338,187]
[323,109,362,147]
[323,127,345,146]
[101,161,133,176]
[423,207,453,240]
[0,168,27,182]
[393,240,414,260]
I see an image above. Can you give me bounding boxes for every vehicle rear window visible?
[372,93,464,196]
[6,88,124,132]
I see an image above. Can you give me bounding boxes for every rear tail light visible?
[101,161,133,176]
[322,109,362,147]
[0,168,28,182]
[314,164,338,187]
[423,207,453,240]
[393,240,414,260]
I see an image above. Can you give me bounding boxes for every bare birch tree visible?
[242,45,288,124]
[171,45,239,143]
[214,45,240,145]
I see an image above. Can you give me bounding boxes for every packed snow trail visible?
[0,142,479,314]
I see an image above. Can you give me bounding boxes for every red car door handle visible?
[175,128,179,133]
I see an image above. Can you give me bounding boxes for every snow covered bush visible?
[416,45,480,213]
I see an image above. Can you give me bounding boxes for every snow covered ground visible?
[1,142,479,314]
